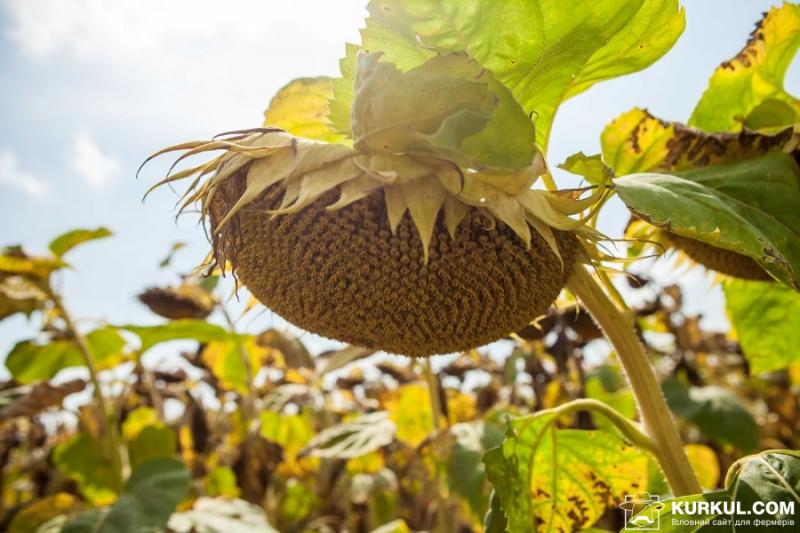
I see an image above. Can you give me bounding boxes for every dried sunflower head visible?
[143,53,607,357]
[626,218,773,282]
[138,281,216,320]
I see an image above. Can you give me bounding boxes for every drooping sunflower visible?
[626,218,773,282]
[142,53,606,357]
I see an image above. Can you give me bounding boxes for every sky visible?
[1,0,798,366]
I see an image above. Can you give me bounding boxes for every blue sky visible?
[1,0,798,362]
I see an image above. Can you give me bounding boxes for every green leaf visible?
[5,327,125,383]
[662,378,759,453]
[200,337,269,394]
[6,340,82,384]
[354,0,684,149]
[53,432,118,505]
[744,99,798,133]
[204,467,240,498]
[120,319,230,353]
[584,375,636,430]
[329,43,359,135]
[351,52,536,169]
[87,326,128,366]
[62,459,191,533]
[484,491,509,533]
[690,4,800,133]
[483,408,652,532]
[264,77,346,143]
[724,279,800,374]
[48,227,112,257]
[558,152,613,186]
[601,107,798,175]
[299,411,395,459]
[128,425,177,467]
[628,450,800,532]
[613,152,800,289]
[447,421,503,520]
[259,410,315,459]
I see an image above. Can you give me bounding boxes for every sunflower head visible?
[142,53,608,356]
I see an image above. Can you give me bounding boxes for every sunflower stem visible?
[566,266,701,496]
[422,358,451,533]
[47,287,124,491]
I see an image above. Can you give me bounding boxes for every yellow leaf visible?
[264,77,346,143]
[383,383,438,447]
[122,406,161,441]
[684,443,720,490]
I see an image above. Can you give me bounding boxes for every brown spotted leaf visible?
[689,4,800,133]
[602,107,798,175]
[483,408,651,533]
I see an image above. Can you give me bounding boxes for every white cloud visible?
[1,0,367,132]
[0,150,48,196]
[71,132,120,189]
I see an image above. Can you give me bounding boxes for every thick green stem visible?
[422,358,451,533]
[566,266,701,496]
[48,289,123,490]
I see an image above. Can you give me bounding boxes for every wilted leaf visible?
[264,77,345,143]
[483,408,652,532]
[662,378,759,452]
[8,493,78,533]
[0,379,85,421]
[48,227,112,257]
[121,320,230,353]
[351,52,536,170]
[0,274,47,320]
[300,411,395,459]
[724,278,800,374]
[232,433,282,504]
[352,0,684,149]
[62,458,191,533]
[53,432,118,505]
[0,247,65,284]
[168,497,279,533]
[690,4,800,133]
[614,152,800,289]
[602,107,798,175]
[257,328,314,369]
[317,345,375,375]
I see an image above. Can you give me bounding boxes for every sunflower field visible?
[1,1,800,532]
